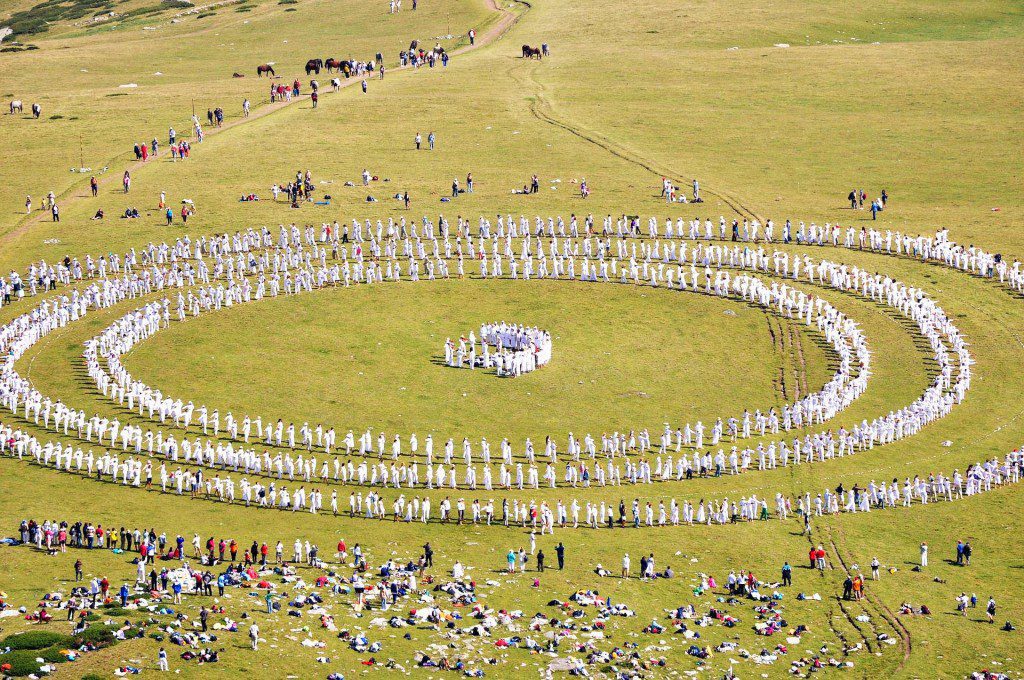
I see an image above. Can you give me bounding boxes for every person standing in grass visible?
[249,622,259,650]
[428,131,435,150]
[622,552,630,578]
[987,597,997,623]
[920,542,928,568]
[158,647,169,671]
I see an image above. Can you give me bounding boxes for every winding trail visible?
[0,0,528,251]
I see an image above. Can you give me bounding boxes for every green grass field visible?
[0,0,1022,678]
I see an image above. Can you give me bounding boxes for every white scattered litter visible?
[774,43,790,48]
[119,83,138,88]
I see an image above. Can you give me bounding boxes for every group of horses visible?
[521,44,542,59]
[304,58,357,76]
[7,101,41,118]
[256,58,357,78]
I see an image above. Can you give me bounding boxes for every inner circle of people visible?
[0,207,1007,531]
[444,322,552,376]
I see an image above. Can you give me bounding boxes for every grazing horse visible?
[324,57,344,73]
[256,64,276,77]
[522,45,542,59]
[31,103,41,119]
[305,58,322,75]
[9,100,23,114]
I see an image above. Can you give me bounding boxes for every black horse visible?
[305,58,323,75]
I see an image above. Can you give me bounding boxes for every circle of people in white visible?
[0,213,1003,528]
[445,323,552,376]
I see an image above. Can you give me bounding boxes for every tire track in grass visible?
[512,60,764,224]
[827,522,912,673]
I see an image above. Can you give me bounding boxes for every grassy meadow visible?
[0,0,1022,678]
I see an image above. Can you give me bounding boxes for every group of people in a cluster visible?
[270,169,319,207]
[444,322,552,376]
[847,187,888,219]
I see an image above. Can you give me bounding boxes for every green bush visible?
[72,624,116,647]
[38,647,69,664]
[0,649,51,677]
[1,631,73,651]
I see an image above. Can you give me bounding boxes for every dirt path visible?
[0,0,527,250]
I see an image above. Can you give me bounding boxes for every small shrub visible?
[39,647,69,664]
[1,630,73,651]
[0,649,52,677]
[196,10,215,17]
[72,624,116,648]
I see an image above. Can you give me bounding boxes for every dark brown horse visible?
[522,45,542,59]
[305,58,323,75]
[324,58,346,73]
[256,64,276,77]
